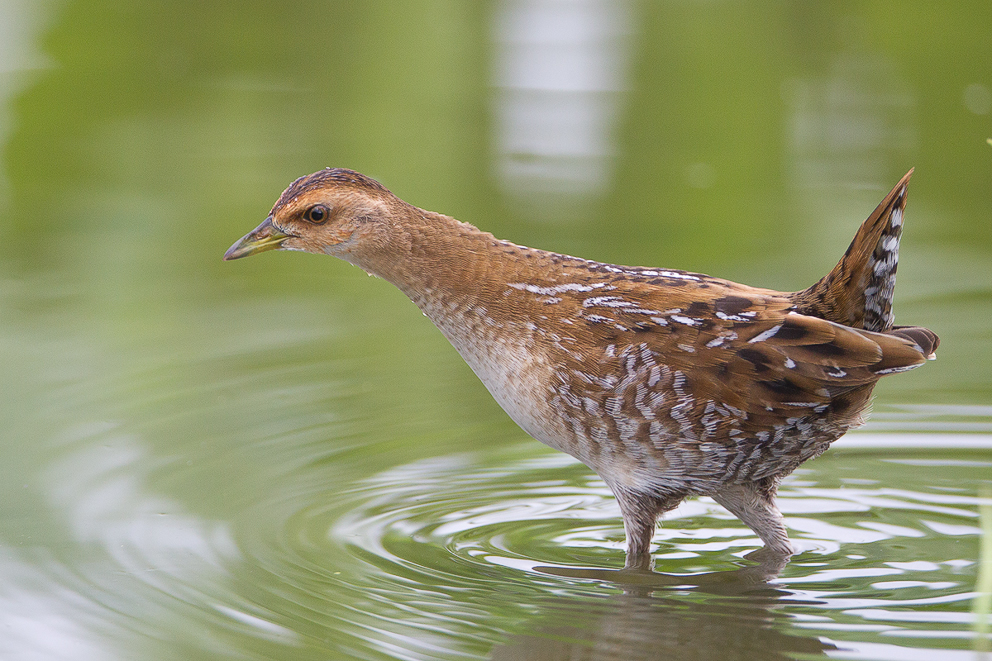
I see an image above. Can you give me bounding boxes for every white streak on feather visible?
[875,363,921,375]
[748,324,782,344]
[508,282,610,295]
[583,295,630,308]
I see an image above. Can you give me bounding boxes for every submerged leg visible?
[712,482,794,557]
[612,486,685,570]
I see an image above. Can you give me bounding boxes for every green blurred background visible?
[0,1,990,660]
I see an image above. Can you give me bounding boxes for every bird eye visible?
[303,204,329,224]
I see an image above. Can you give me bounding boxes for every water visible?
[1,1,991,659]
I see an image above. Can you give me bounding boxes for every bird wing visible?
[554,275,928,409]
[531,273,928,485]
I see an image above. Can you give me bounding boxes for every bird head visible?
[224,168,402,266]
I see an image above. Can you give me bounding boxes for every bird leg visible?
[612,487,685,570]
[711,483,794,558]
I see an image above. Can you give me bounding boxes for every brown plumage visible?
[225,168,938,568]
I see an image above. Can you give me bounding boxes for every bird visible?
[225,167,938,569]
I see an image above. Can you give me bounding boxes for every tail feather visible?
[791,169,913,332]
[890,325,940,360]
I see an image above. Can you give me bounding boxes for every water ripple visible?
[221,435,989,658]
[13,392,992,660]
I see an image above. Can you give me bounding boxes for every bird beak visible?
[223,217,289,260]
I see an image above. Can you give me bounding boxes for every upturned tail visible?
[791,169,938,359]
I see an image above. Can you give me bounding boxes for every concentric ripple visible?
[219,424,992,659]
[263,431,992,578]
[8,346,992,661]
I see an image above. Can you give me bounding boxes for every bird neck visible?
[367,209,524,311]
